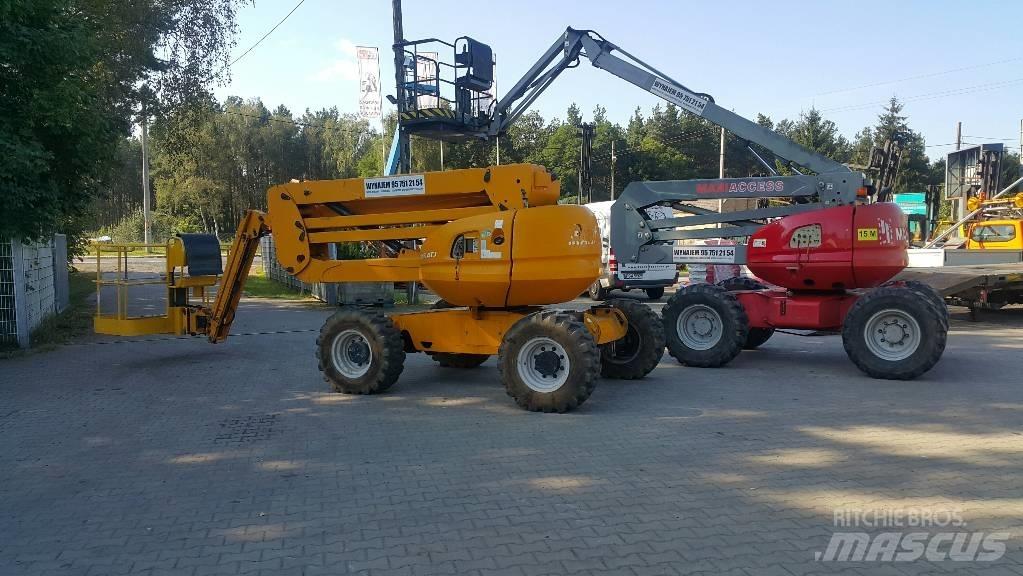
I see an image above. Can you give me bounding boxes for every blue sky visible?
[215,0,1023,159]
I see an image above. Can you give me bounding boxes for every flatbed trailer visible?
[896,263,1023,315]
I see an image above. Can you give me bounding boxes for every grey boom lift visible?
[395,27,871,267]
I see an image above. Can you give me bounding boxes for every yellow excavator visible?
[94,164,664,412]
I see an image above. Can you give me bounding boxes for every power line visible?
[820,77,1023,114]
[814,56,1023,97]
[964,135,1016,141]
[590,124,720,164]
[228,0,307,67]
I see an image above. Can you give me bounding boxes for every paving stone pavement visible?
[1,296,1022,576]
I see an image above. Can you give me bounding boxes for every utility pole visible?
[1019,118,1022,168]
[140,117,152,247]
[440,141,444,171]
[496,136,500,165]
[955,121,962,151]
[610,140,616,200]
[391,0,410,173]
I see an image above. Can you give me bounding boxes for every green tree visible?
[0,0,245,252]
[787,108,851,162]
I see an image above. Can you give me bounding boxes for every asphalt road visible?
[1,292,1022,575]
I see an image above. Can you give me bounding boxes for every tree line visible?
[96,95,999,242]
[5,3,1020,250]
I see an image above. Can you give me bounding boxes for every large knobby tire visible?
[881,279,949,331]
[645,287,665,300]
[842,285,947,380]
[663,284,749,368]
[316,307,405,394]
[599,299,665,379]
[431,352,489,369]
[588,280,609,301]
[499,312,600,413]
[717,277,775,350]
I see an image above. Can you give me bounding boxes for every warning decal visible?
[857,228,879,241]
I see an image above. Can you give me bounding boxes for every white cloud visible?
[311,60,358,82]
[334,38,358,57]
[310,37,360,83]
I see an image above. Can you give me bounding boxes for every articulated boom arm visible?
[484,27,870,267]
[262,164,560,282]
[205,210,269,343]
[491,28,852,177]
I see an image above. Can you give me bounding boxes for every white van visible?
[584,201,678,300]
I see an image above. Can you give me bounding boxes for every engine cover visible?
[419,205,601,307]
[746,203,908,291]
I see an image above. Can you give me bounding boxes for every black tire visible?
[431,352,489,369]
[600,299,665,379]
[842,285,947,380]
[316,307,405,394]
[663,284,748,368]
[881,280,949,330]
[588,280,609,301]
[645,287,665,300]
[717,277,776,350]
[498,312,600,413]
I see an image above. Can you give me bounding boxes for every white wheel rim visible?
[863,309,921,361]
[331,329,372,378]
[676,304,723,351]
[516,337,571,393]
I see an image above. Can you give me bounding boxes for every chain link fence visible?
[0,238,16,346]
[0,235,70,348]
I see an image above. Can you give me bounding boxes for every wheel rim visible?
[516,337,571,392]
[676,304,723,351]
[331,329,373,378]
[863,309,921,361]
[606,324,641,364]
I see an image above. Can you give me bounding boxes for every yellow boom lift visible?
[95,165,664,412]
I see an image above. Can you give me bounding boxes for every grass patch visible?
[1,271,95,357]
[242,267,313,300]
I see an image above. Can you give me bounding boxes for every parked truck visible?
[584,201,677,301]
